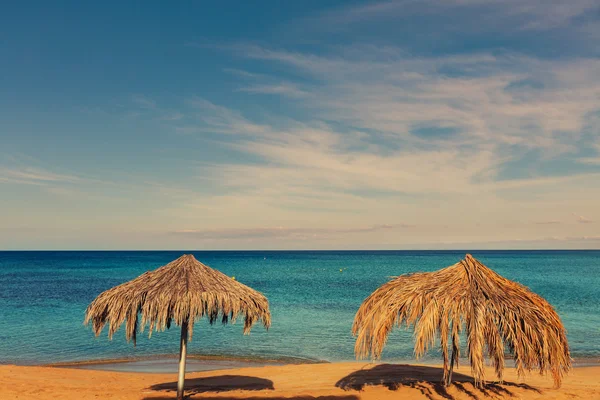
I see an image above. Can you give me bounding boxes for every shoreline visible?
[42,353,326,374]
[39,353,600,365]
[43,353,326,367]
[15,353,596,374]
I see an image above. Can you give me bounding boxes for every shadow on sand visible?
[146,374,360,399]
[144,397,359,400]
[335,364,542,400]
[148,375,274,394]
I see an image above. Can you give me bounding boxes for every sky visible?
[1,1,599,250]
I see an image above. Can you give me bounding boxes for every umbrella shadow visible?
[335,364,542,400]
[148,375,274,394]
[144,396,359,400]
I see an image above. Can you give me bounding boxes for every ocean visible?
[0,250,599,367]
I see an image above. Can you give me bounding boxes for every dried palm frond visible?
[85,254,271,342]
[353,254,570,388]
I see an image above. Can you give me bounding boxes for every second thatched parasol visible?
[353,254,570,388]
[85,254,271,400]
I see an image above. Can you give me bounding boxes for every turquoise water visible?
[0,251,599,365]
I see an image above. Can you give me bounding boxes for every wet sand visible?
[45,355,311,374]
[1,362,599,399]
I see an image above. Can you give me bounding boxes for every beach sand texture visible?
[1,362,599,400]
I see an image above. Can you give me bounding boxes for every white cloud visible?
[535,220,561,225]
[234,45,600,157]
[150,42,600,248]
[0,167,81,185]
[171,224,408,241]
[306,0,599,33]
[131,94,156,109]
[238,83,309,98]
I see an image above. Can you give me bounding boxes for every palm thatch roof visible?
[352,254,570,388]
[85,254,271,343]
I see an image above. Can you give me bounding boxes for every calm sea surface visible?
[0,251,599,366]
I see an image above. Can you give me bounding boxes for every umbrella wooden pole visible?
[177,319,189,400]
[446,346,456,387]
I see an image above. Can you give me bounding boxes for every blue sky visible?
[1,1,599,250]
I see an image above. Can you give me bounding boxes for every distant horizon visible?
[2,248,599,252]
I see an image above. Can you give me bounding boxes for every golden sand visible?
[1,362,599,400]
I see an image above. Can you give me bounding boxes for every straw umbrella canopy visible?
[352,254,570,388]
[85,254,271,400]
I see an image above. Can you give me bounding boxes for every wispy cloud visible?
[171,224,411,241]
[128,95,185,122]
[233,45,600,157]
[0,167,81,186]
[131,94,157,109]
[409,235,600,250]
[195,44,600,193]
[534,220,561,225]
[223,68,267,79]
[238,83,309,98]
[153,41,600,248]
[303,0,600,34]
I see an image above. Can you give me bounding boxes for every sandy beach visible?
[1,362,599,400]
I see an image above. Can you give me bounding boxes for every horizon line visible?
[1,248,599,252]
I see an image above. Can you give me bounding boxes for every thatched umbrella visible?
[353,254,570,388]
[85,254,271,400]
